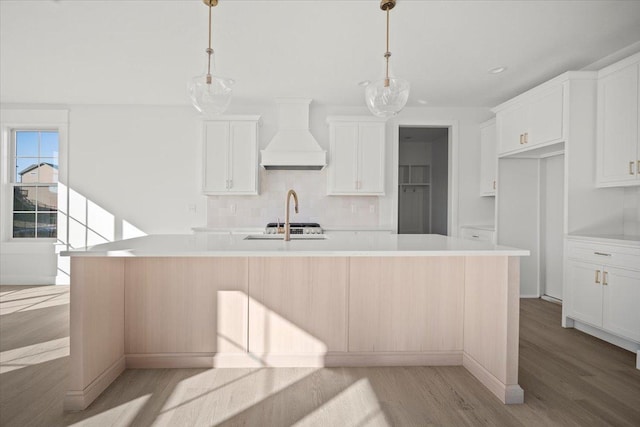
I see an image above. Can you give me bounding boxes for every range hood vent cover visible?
[260,98,327,170]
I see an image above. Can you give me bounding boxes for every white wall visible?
[623,187,640,236]
[68,105,206,240]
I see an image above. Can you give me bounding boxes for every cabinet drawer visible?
[460,227,495,243]
[567,240,640,270]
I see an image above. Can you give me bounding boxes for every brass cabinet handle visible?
[637,160,640,175]
[595,270,601,284]
[603,271,608,286]
[524,132,528,144]
[630,161,635,175]
[493,180,496,190]
[519,134,524,145]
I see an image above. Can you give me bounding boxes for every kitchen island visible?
[62,233,528,410]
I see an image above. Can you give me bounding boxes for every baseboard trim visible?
[325,351,463,367]
[0,276,56,286]
[540,295,562,305]
[126,353,215,369]
[64,355,126,411]
[121,351,464,369]
[462,353,524,404]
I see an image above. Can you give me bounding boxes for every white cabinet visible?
[565,237,640,345]
[203,116,260,195]
[495,84,565,156]
[479,119,497,196]
[596,53,640,187]
[459,226,495,243]
[327,117,385,195]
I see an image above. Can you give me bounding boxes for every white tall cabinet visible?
[202,116,260,195]
[479,119,497,196]
[326,116,386,195]
[596,52,640,187]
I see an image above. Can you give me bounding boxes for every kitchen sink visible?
[244,234,328,240]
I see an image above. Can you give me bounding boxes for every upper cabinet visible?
[203,116,260,195]
[494,83,565,156]
[327,116,386,195]
[596,53,640,187]
[479,119,496,196]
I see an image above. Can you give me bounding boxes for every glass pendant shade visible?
[365,77,410,118]
[188,57,234,117]
[365,0,409,118]
[189,0,233,116]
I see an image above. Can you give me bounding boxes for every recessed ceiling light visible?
[488,66,507,74]
[417,99,429,105]
[358,80,371,87]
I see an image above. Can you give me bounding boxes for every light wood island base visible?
[64,255,523,410]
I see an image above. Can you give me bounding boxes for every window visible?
[11,130,59,238]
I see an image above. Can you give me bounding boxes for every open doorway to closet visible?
[397,127,449,234]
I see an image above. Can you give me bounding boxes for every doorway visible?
[397,127,449,234]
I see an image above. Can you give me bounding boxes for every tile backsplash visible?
[207,169,380,228]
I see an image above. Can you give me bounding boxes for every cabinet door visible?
[602,267,640,342]
[480,121,497,196]
[528,86,564,147]
[328,123,359,194]
[565,260,603,327]
[497,104,527,155]
[203,121,230,193]
[125,258,249,354]
[358,122,385,194]
[228,121,258,194]
[248,257,348,354]
[597,63,639,186]
[349,257,464,352]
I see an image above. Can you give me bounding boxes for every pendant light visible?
[364,0,410,118]
[188,0,234,116]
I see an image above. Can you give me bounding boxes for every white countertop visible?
[62,232,529,257]
[566,233,640,246]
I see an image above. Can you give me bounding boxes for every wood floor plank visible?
[1,286,639,427]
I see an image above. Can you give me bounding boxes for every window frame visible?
[10,129,60,240]
[0,109,68,244]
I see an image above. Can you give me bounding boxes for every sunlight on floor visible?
[68,395,151,427]
[150,368,319,426]
[0,286,69,315]
[0,337,69,374]
[294,378,389,427]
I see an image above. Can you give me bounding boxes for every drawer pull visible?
[519,134,524,145]
[603,271,608,286]
[472,235,480,238]
[595,270,601,284]
[630,161,635,175]
[594,252,611,257]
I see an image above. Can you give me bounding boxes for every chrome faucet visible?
[284,189,299,241]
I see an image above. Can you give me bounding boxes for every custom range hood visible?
[260,98,327,170]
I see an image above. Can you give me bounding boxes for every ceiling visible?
[1,0,640,108]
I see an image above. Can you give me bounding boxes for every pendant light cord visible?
[384,8,390,87]
[206,2,213,84]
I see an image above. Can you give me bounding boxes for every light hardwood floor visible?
[1,285,639,426]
